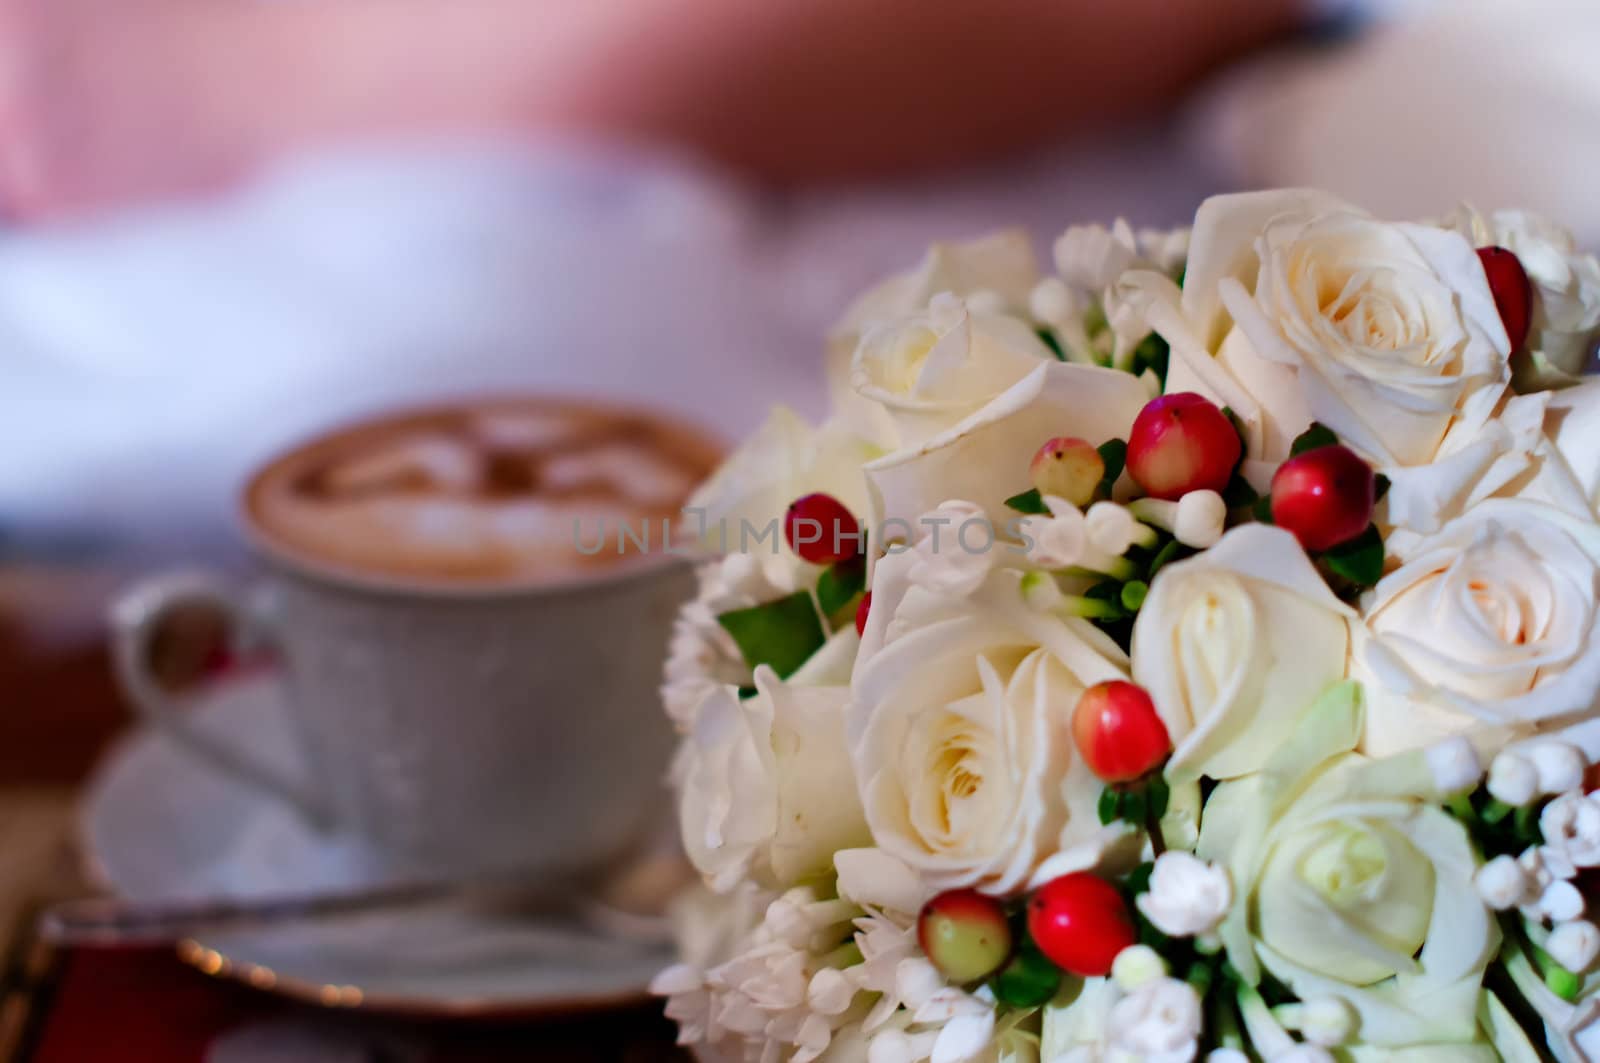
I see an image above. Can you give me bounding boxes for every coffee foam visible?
[246,401,720,585]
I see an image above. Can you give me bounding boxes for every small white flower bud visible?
[808,967,856,1015]
[1476,855,1533,910]
[1029,277,1078,326]
[1540,880,1587,923]
[1549,921,1600,974]
[1488,750,1539,807]
[1085,501,1156,555]
[1425,736,1482,795]
[1299,998,1356,1046]
[1136,852,1233,938]
[894,958,945,1011]
[1173,490,1227,548]
[1528,742,1588,795]
[1111,944,1169,991]
[1543,792,1600,868]
[1207,1052,1250,1063]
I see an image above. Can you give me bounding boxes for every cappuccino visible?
[246,400,721,585]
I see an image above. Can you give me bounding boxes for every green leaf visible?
[736,686,758,700]
[717,591,826,678]
[1125,861,1155,895]
[1252,494,1275,524]
[1321,524,1384,587]
[1097,438,1128,484]
[1373,473,1392,502]
[1290,422,1340,456]
[1098,787,1121,825]
[1131,334,1169,383]
[1005,488,1049,515]
[1035,328,1066,362]
[1147,775,1170,820]
[1120,788,1148,825]
[990,944,1062,1008]
[816,555,866,616]
[1221,474,1258,510]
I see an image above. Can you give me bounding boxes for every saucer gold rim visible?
[174,937,657,1020]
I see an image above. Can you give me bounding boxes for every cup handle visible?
[110,570,331,829]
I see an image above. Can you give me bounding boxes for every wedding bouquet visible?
[651,189,1600,1061]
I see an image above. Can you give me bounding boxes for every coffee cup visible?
[110,398,720,884]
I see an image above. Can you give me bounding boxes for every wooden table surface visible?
[0,620,690,1063]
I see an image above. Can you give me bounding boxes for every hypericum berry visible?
[855,591,873,637]
[1478,246,1534,352]
[917,889,1013,983]
[1126,393,1241,501]
[1028,873,1135,977]
[784,493,860,564]
[1071,680,1171,783]
[1270,445,1376,553]
[1029,437,1104,507]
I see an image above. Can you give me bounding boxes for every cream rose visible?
[851,293,1056,447]
[1198,684,1499,1051]
[1358,498,1600,759]
[1129,524,1354,781]
[849,547,1130,894]
[1126,190,1525,533]
[1449,205,1600,387]
[676,656,870,892]
[828,230,1041,447]
[686,405,876,573]
[864,361,1149,537]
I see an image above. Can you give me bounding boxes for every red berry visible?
[784,493,860,564]
[1126,393,1241,501]
[918,889,1013,983]
[1270,445,1376,553]
[1028,873,1135,977]
[1029,436,1104,507]
[855,592,873,637]
[1072,681,1171,783]
[1478,246,1534,352]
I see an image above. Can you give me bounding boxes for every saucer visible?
[80,671,676,1018]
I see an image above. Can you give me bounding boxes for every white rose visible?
[864,361,1150,541]
[1523,378,1600,523]
[686,406,876,574]
[828,230,1041,447]
[1135,852,1232,938]
[850,549,1131,893]
[907,500,997,598]
[1449,205,1600,386]
[1130,524,1355,781]
[1107,977,1201,1063]
[851,293,1055,448]
[1198,686,1497,1049]
[676,662,869,892]
[1357,499,1600,758]
[1126,189,1528,533]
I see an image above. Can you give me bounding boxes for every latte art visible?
[247,401,720,584]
